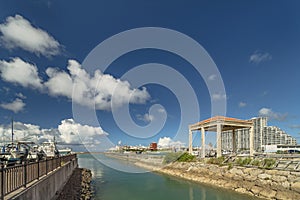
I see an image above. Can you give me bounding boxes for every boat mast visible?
[11,117,14,145]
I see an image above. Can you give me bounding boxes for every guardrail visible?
[0,154,77,200]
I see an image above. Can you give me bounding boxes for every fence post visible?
[24,162,27,188]
[46,159,48,175]
[37,160,40,180]
[1,164,4,200]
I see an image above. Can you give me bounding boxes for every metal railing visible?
[0,154,77,199]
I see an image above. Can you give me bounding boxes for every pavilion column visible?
[201,127,205,158]
[249,126,254,157]
[232,129,236,154]
[189,127,193,155]
[217,123,222,157]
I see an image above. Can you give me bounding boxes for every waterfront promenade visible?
[0,154,77,200]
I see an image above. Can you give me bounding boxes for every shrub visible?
[242,157,252,166]
[251,159,261,167]
[163,152,183,164]
[227,163,233,170]
[235,158,243,166]
[235,157,252,166]
[177,152,196,162]
[263,158,276,169]
[207,157,225,165]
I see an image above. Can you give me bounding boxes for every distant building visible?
[149,142,157,151]
[221,117,297,152]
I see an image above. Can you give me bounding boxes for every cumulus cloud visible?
[258,107,287,121]
[44,60,150,110]
[0,119,108,146]
[238,102,246,108]
[249,51,272,64]
[0,14,61,56]
[58,119,107,144]
[0,57,43,89]
[211,93,226,101]
[157,137,184,148]
[44,67,73,98]
[0,58,150,110]
[0,121,45,143]
[0,98,25,113]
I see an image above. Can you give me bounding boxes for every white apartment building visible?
[221,117,297,152]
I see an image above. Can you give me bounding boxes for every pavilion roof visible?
[189,116,253,131]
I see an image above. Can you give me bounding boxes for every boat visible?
[39,140,59,158]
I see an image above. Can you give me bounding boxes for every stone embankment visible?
[157,162,300,200]
[56,168,92,200]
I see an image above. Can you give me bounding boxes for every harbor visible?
[1,1,300,200]
[0,120,81,200]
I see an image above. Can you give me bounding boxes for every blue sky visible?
[0,0,300,151]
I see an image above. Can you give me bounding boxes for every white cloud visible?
[157,137,184,148]
[0,15,60,56]
[44,67,73,97]
[0,119,108,146]
[0,98,25,113]
[45,60,150,110]
[136,113,154,123]
[258,107,287,121]
[212,93,226,101]
[158,108,166,113]
[0,57,43,89]
[208,74,217,81]
[249,51,272,64]
[0,121,45,143]
[238,102,246,108]
[16,93,26,99]
[0,58,149,111]
[58,119,107,144]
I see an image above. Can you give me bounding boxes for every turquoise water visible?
[78,154,259,200]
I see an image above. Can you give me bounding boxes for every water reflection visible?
[189,184,194,200]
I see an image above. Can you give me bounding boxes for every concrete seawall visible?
[151,162,300,200]
[8,158,77,200]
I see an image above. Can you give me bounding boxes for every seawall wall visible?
[155,162,300,200]
[10,157,78,200]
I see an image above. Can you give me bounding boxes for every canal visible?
[78,153,260,200]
